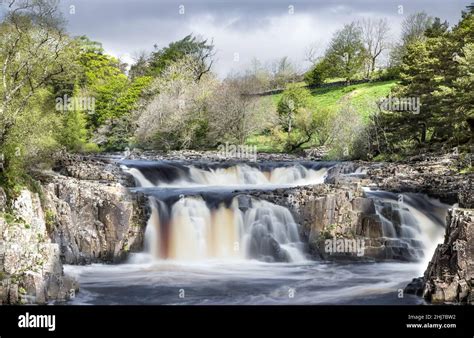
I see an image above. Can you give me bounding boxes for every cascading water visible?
[65,160,452,305]
[121,160,331,187]
[365,190,449,264]
[120,161,330,263]
[143,195,306,262]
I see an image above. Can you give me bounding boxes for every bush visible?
[304,59,331,87]
[372,67,401,81]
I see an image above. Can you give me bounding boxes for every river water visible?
[65,258,426,305]
[64,160,448,305]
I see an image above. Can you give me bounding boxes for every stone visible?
[352,197,376,214]
[404,277,424,296]
[0,190,75,304]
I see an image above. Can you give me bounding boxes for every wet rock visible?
[405,277,424,296]
[422,208,473,304]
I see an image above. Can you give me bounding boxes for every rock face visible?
[0,190,77,304]
[253,183,424,261]
[0,187,6,212]
[42,176,147,264]
[0,154,148,304]
[421,208,473,304]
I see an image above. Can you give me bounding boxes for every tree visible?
[148,34,215,80]
[0,0,74,180]
[374,10,474,156]
[270,57,297,88]
[129,51,150,80]
[208,78,270,145]
[390,12,433,66]
[359,18,390,77]
[134,57,216,149]
[277,84,311,135]
[325,22,367,83]
[304,58,331,87]
[285,107,335,152]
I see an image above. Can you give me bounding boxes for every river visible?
[64,160,449,305]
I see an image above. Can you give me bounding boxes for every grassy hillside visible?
[271,80,397,121]
[248,80,398,152]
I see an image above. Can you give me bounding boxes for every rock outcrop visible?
[421,208,473,304]
[0,154,148,304]
[0,190,77,304]
[31,154,149,264]
[42,175,147,264]
[253,182,425,261]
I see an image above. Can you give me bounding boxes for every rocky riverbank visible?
[0,150,471,304]
[406,208,473,304]
[0,154,148,304]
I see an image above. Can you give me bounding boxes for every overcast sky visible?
[59,0,470,77]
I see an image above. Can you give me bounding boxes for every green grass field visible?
[248,80,398,152]
[271,80,397,120]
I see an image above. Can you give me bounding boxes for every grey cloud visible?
[58,0,469,76]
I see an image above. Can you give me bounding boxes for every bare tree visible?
[304,41,324,64]
[187,34,216,81]
[401,12,433,45]
[134,57,217,149]
[390,12,433,66]
[208,76,275,144]
[269,56,297,88]
[359,18,390,76]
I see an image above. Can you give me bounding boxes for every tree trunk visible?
[420,122,427,143]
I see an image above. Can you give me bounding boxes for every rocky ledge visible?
[366,152,473,208]
[40,174,148,264]
[406,208,473,304]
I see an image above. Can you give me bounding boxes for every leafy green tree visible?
[98,75,153,150]
[0,0,73,187]
[375,9,474,155]
[304,58,331,87]
[75,37,129,129]
[325,22,367,83]
[148,34,214,80]
[277,84,311,134]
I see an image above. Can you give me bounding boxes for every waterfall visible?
[123,161,448,265]
[144,195,307,262]
[365,190,449,262]
[121,160,331,187]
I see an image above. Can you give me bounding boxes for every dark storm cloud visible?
[59,0,470,76]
